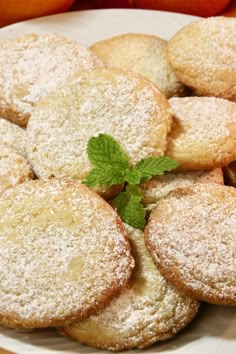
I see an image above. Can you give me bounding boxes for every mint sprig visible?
[135,156,179,183]
[87,134,129,170]
[115,185,146,230]
[83,134,178,229]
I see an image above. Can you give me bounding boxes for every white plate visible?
[0,9,235,354]
[0,8,200,43]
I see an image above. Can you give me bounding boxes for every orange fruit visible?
[0,0,76,27]
[72,0,133,10]
[130,0,231,17]
[222,0,236,16]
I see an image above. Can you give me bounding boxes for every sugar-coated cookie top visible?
[168,17,236,101]
[27,68,172,185]
[91,33,188,99]
[141,168,224,205]
[0,145,34,195]
[0,178,134,328]
[61,225,199,351]
[145,183,236,305]
[0,118,27,156]
[0,33,104,126]
[166,97,236,170]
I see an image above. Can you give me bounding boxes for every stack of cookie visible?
[0,16,235,352]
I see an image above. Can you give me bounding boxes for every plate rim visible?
[0,8,235,354]
[0,8,201,32]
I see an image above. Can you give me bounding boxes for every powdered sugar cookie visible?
[0,145,34,195]
[168,17,236,101]
[0,117,27,156]
[60,225,199,351]
[91,33,188,99]
[0,178,134,328]
[0,33,104,127]
[145,183,236,305]
[166,97,236,170]
[27,68,172,195]
[141,168,224,206]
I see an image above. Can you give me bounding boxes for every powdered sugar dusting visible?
[166,97,236,169]
[0,33,104,126]
[169,97,236,141]
[173,17,236,69]
[0,145,34,195]
[168,17,236,100]
[0,118,27,156]
[62,225,199,351]
[145,183,236,305]
[91,33,188,99]
[27,68,172,182]
[141,169,224,206]
[0,179,134,327]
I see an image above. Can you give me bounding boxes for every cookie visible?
[60,225,199,351]
[166,97,236,170]
[0,117,27,157]
[141,168,224,206]
[91,33,188,99]
[0,178,134,328]
[27,68,172,195]
[0,33,104,127]
[223,161,236,187]
[0,145,34,196]
[145,183,236,305]
[168,17,236,101]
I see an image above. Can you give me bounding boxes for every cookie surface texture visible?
[0,145,34,196]
[141,168,224,206]
[0,33,104,127]
[91,33,188,99]
[27,68,172,183]
[166,97,236,170]
[168,17,236,101]
[145,183,236,305]
[0,179,134,328]
[60,225,199,351]
[0,117,27,156]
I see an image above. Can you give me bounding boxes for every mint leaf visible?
[126,184,143,199]
[135,156,179,183]
[124,168,141,185]
[84,134,179,230]
[83,167,125,187]
[115,186,146,230]
[87,134,129,170]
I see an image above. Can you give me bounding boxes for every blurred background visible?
[1,0,236,28]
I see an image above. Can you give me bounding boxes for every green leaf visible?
[87,134,129,170]
[83,134,179,230]
[124,168,141,185]
[82,167,125,187]
[115,188,146,230]
[135,156,179,183]
[126,184,143,200]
